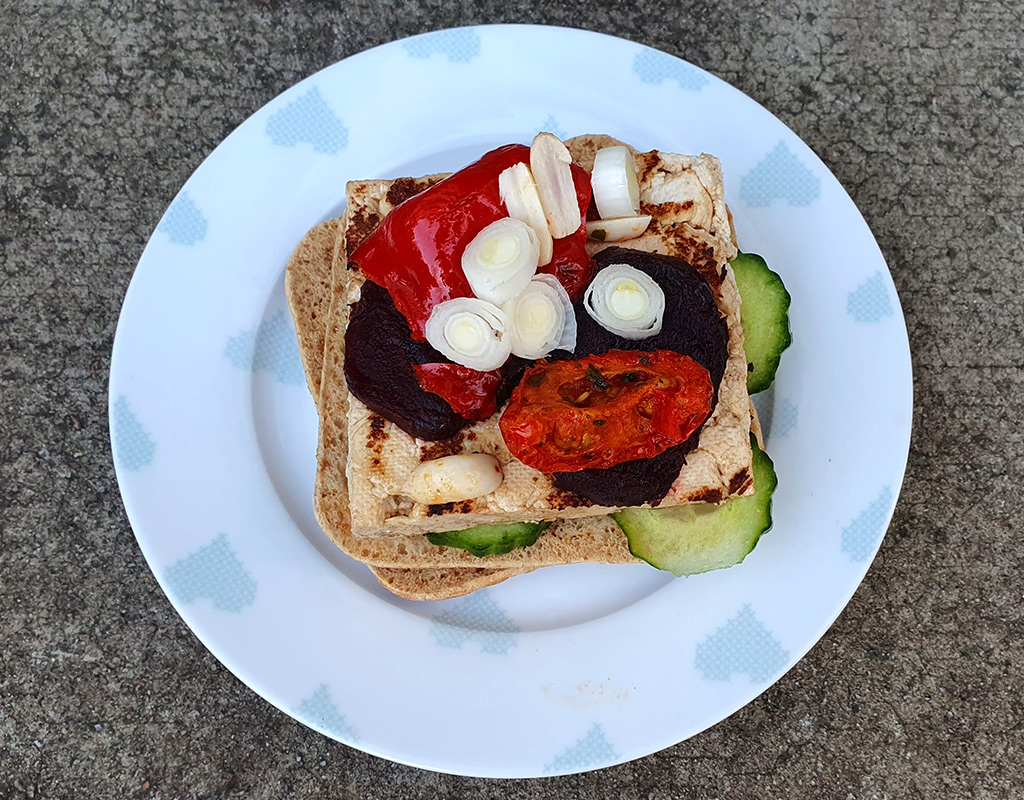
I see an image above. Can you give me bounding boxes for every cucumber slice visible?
[612,435,777,576]
[730,251,792,393]
[427,521,551,557]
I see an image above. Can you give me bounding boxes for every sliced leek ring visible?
[424,297,512,371]
[461,218,540,305]
[583,264,665,340]
[592,146,641,219]
[530,132,582,239]
[586,214,652,242]
[502,274,577,359]
[498,162,554,266]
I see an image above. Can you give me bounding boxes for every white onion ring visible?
[461,217,540,305]
[583,264,665,340]
[424,297,512,371]
[585,214,652,242]
[591,145,641,219]
[502,274,577,359]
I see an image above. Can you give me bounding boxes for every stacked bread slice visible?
[286,135,754,599]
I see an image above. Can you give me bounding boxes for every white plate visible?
[110,25,913,778]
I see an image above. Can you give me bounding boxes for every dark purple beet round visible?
[550,248,728,506]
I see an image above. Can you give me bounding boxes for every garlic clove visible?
[499,162,554,266]
[530,132,582,239]
[403,454,503,505]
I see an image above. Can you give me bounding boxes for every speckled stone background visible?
[2,1,1022,797]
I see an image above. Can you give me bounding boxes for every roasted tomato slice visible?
[499,350,714,473]
[413,363,502,421]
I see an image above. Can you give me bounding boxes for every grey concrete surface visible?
[1,0,1021,797]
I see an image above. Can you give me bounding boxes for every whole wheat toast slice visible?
[320,136,751,542]
[292,137,756,581]
[284,217,343,397]
[287,219,758,570]
[286,182,532,594]
[304,178,635,568]
[291,184,636,571]
[368,564,536,601]
[289,227,754,570]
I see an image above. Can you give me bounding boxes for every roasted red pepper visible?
[350,144,593,341]
[413,363,502,421]
[499,350,714,473]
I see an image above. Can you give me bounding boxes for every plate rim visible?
[109,22,914,778]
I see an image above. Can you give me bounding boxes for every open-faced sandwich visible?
[285,133,791,600]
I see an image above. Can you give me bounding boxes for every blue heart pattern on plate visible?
[775,397,799,437]
[632,50,709,91]
[165,534,257,612]
[740,141,820,208]
[540,114,567,140]
[112,396,156,471]
[224,310,305,385]
[847,272,894,323]
[430,589,518,655]
[158,192,207,246]
[841,486,894,561]
[544,724,618,774]
[295,685,359,742]
[403,29,481,62]
[695,604,788,683]
[266,87,348,155]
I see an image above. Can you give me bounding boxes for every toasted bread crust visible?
[369,564,532,601]
[284,217,343,398]
[288,136,757,589]
[327,140,751,540]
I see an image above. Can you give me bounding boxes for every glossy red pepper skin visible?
[350,143,593,341]
[412,363,502,421]
[499,350,714,473]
